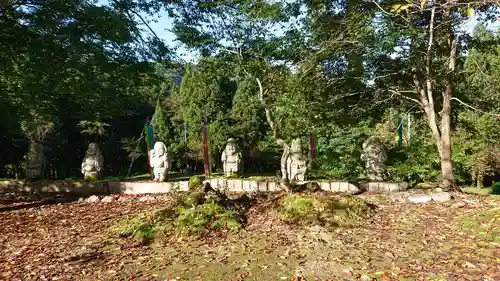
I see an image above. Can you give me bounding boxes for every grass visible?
[456,207,500,243]
[461,186,499,195]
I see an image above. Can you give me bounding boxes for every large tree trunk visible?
[440,7,458,191]
[256,77,290,191]
[416,6,456,191]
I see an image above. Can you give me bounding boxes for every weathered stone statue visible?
[361,136,387,181]
[150,141,170,182]
[221,138,242,177]
[25,142,46,180]
[281,138,307,181]
[81,143,104,181]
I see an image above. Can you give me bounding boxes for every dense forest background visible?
[1,0,499,189]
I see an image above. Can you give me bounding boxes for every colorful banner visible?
[395,116,403,148]
[407,114,411,146]
[202,123,210,177]
[144,125,155,178]
[309,133,317,164]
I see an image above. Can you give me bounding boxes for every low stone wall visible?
[107,181,189,194]
[1,179,408,195]
[0,180,109,196]
[205,178,408,193]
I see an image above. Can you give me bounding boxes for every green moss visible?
[188,175,203,191]
[173,201,241,233]
[111,215,155,241]
[276,194,376,227]
[111,192,242,240]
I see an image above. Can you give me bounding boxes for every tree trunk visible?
[256,77,290,191]
[440,7,458,191]
[440,85,454,191]
[416,5,456,191]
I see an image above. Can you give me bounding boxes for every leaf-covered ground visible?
[0,192,498,281]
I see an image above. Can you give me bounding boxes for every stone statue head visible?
[225,138,239,155]
[86,143,100,155]
[362,136,383,154]
[290,138,303,154]
[153,141,167,156]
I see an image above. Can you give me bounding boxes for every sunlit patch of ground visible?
[0,192,498,281]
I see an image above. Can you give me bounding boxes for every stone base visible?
[204,179,408,193]
[0,180,109,196]
[0,179,407,196]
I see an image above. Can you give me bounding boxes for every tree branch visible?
[469,56,491,77]
[256,77,286,148]
[388,89,424,107]
[451,97,500,117]
[425,6,436,112]
[111,0,162,42]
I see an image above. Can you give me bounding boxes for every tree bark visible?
[256,77,290,190]
[415,5,456,191]
[439,7,458,191]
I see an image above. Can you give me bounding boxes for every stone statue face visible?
[363,137,382,155]
[226,143,236,154]
[153,142,167,157]
[87,143,99,155]
[156,146,164,156]
[225,139,239,155]
[290,138,302,155]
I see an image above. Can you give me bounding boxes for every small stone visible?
[101,196,115,203]
[360,275,371,281]
[78,198,84,202]
[452,201,467,208]
[408,194,432,203]
[86,195,100,203]
[117,196,131,202]
[431,192,451,202]
[342,268,353,275]
[139,195,155,201]
[464,261,477,268]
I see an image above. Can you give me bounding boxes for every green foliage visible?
[453,112,500,187]
[188,175,204,191]
[1,0,499,186]
[152,100,169,143]
[276,194,376,227]
[310,123,372,180]
[77,120,110,137]
[492,182,500,195]
[375,113,441,184]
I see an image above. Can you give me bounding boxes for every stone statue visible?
[150,141,170,182]
[281,138,307,181]
[361,136,387,181]
[25,142,46,180]
[81,143,104,181]
[221,138,242,177]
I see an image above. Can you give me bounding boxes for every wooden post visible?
[202,123,210,177]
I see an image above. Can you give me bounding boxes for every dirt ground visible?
[0,192,498,281]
